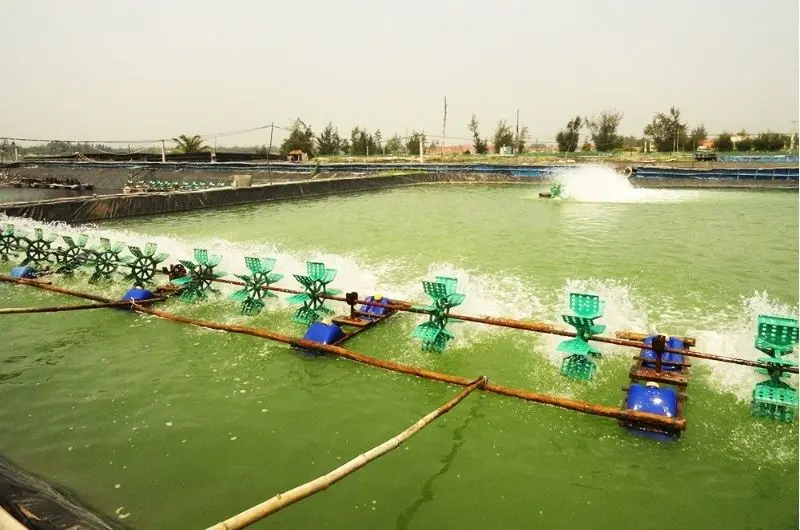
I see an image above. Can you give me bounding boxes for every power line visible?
[2,121,283,146]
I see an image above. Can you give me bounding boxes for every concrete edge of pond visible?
[0,171,797,223]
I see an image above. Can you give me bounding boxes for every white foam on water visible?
[391,262,547,348]
[533,276,798,400]
[551,165,699,203]
[690,292,799,398]
[538,277,653,366]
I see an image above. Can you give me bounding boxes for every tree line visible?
[554,106,795,153]
[278,119,435,157]
[6,109,794,160]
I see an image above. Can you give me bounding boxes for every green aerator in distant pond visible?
[539,183,562,199]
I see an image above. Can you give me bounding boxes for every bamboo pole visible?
[0,275,686,430]
[206,376,487,530]
[0,298,163,315]
[616,330,696,347]
[210,278,794,373]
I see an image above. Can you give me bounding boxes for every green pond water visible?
[1,171,798,529]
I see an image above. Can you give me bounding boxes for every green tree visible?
[468,114,488,154]
[736,136,753,152]
[280,118,315,157]
[492,120,514,153]
[316,122,341,155]
[752,131,789,151]
[643,107,686,152]
[586,109,623,152]
[172,134,208,154]
[406,131,426,155]
[685,125,707,151]
[555,116,582,152]
[384,134,404,155]
[349,126,379,156]
[620,136,641,151]
[713,132,733,151]
[514,124,529,154]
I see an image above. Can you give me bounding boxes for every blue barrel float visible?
[301,322,345,355]
[120,287,155,310]
[359,294,392,319]
[10,266,36,279]
[624,382,679,442]
[623,334,689,440]
[641,335,685,371]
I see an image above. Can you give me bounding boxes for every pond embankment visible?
[0,162,796,222]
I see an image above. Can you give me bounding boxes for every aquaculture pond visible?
[1,168,797,529]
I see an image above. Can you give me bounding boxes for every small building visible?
[287,150,308,163]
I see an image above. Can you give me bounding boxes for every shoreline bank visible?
[0,167,796,223]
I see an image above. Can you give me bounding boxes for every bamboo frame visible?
[0,275,686,430]
[616,330,696,347]
[0,298,163,315]
[205,376,488,530]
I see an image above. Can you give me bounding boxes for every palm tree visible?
[172,134,208,154]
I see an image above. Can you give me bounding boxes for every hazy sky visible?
[1,0,798,147]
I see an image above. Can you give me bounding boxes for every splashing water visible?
[551,165,698,203]
[2,214,795,400]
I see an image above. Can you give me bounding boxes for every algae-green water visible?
[1,168,798,529]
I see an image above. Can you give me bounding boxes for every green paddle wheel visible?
[558,293,606,381]
[21,228,57,267]
[412,276,465,353]
[87,238,126,283]
[123,243,169,286]
[56,234,90,274]
[230,257,283,316]
[287,262,340,325]
[751,314,799,422]
[171,248,226,302]
[0,224,25,262]
[549,183,562,198]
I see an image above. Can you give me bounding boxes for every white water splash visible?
[690,292,799,398]
[2,214,795,400]
[531,276,797,399]
[551,165,698,203]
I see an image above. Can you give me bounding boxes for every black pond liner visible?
[0,455,127,530]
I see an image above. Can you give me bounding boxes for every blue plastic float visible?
[641,335,685,371]
[303,322,344,347]
[359,294,392,319]
[10,266,36,279]
[624,382,679,441]
[121,287,155,303]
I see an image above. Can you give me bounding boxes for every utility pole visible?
[267,122,274,185]
[441,96,447,163]
[515,109,519,155]
[160,140,166,163]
